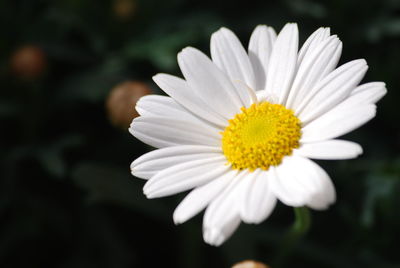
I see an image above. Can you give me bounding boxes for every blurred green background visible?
[0,0,399,267]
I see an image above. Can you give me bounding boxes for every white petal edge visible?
[173,170,237,224]
[286,35,342,109]
[129,116,221,148]
[265,23,299,104]
[143,156,229,198]
[297,59,368,124]
[203,171,245,246]
[203,216,241,247]
[349,82,387,104]
[152,73,227,127]
[178,47,248,119]
[294,140,363,160]
[301,104,376,143]
[270,156,336,209]
[239,169,277,224]
[297,27,331,65]
[136,95,207,123]
[131,145,222,179]
[248,25,277,91]
[269,165,304,206]
[211,27,257,92]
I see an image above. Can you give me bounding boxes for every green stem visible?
[273,207,311,268]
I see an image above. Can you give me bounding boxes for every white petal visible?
[303,161,336,210]
[144,156,229,198]
[269,165,304,206]
[270,156,336,209]
[296,59,368,123]
[239,169,277,224]
[297,59,368,124]
[265,23,299,104]
[129,116,221,148]
[203,216,241,247]
[301,104,376,143]
[211,27,256,92]
[294,140,363,160]
[173,170,236,224]
[286,36,342,109]
[321,82,386,113]
[248,25,277,91]
[136,94,224,132]
[235,80,258,104]
[349,82,387,104]
[131,145,221,179]
[153,73,227,127]
[136,95,201,122]
[178,47,249,119]
[297,27,331,65]
[203,171,245,246]
[319,43,342,78]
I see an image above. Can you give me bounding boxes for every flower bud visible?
[10,45,47,80]
[106,81,152,129]
[232,260,270,268]
[113,0,136,20]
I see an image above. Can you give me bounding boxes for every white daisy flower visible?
[129,23,386,246]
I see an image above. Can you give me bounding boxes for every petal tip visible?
[144,190,157,199]
[172,205,187,225]
[255,24,267,30]
[172,214,182,225]
[219,26,231,32]
[285,22,298,31]
[241,215,263,225]
[152,73,162,81]
[357,58,368,66]
[173,210,185,225]
[203,228,225,247]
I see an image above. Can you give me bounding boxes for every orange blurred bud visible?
[10,45,47,80]
[113,0,136,20]
[106,81,152,129]
[232,260,270,268]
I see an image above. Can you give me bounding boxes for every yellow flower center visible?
[221,102,301,171]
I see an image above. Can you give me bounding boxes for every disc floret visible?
[221,102,301,171]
